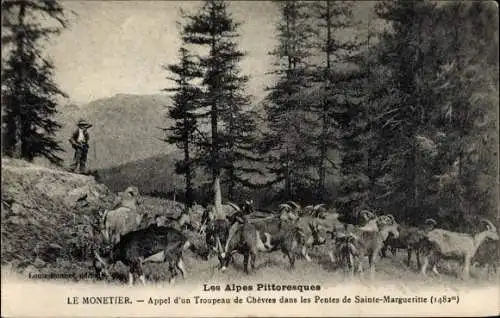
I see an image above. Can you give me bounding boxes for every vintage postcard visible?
[1,0,499,317]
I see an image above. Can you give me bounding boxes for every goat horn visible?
[225,202,241,212]
[384,214,396,224]
[379,215,391,223]
[93,250,107,266]
[375,215,389,226]
[314,204,326,210]
[481,219,496,231]
[286,201,301,210]
[424,218,437,226]
[359,210,375,219]
[279,204,291,210]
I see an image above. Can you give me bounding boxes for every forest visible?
[162,0,499,229]
[2,0,499,230]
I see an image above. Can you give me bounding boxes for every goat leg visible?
[301,246,312,262]
[357,260,363,274]
[368,253,376,278]
[176,257,187,279]
[243,253,250,274]
[328,251,335,263]
[407,248,412,267]
[432,264,440,275]
[128,272,134,286]
[416,249,421,270]
[381,245,387,258]
[139,274,146,286]
[128,260,143,286]
[348,253,355,277]
[462,256,471,279]
[135,261,146,286]
[167,256,179,284]
[421,255,429,276]
[283,249,295,270]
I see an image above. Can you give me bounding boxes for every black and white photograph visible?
[1,0,499,316]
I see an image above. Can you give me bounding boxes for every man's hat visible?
[77,119,92,128]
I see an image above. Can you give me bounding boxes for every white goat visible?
[420,219,499,279]
[100,186,144,245]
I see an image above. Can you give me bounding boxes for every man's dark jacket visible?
[69,129,90,149]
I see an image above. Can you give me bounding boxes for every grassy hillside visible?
[1,158,116,272]
[46,94,176,170]
[97,151,186,195]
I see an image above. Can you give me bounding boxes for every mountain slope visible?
[52,94,175,170]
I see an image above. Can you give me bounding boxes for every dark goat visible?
[345,221,400,276]
[471,237,500,275]
[335,234,360,273]
[217,214,306,274]
[94,225,193,285]
[337,209,377,227]
[204,218,231,261]
[380,218,437,269]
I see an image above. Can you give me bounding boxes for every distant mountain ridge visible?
[53,93,176,170]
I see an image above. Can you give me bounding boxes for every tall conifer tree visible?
[180,0,255,210]
[2,0,68,164]
[162,47,202,207]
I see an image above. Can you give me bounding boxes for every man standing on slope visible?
[68,119,93,174]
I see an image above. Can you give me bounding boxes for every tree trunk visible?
[183,117,193,208]
[185,166,193,208]
[213,174,223,218]
[317,0,332,202]
[227,167,235,202]
[210,7,222,218]
[14,2,27,159]
[496,96,500,218]
[284,7,293,200]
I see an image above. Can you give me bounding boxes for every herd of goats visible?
[91,186,499,286]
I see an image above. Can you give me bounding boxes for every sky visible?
[45,1,376,105]
[45,1,277,105]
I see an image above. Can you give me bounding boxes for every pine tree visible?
[217,55,262,201]
[162,47,203,207]
[1,0,68,165]
[180,0,253,212]
[308,0,364,203]
[370,0,438,219]
[262,0,315,201]
[423,1,499,227]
